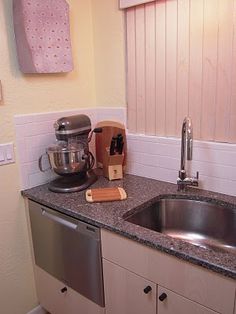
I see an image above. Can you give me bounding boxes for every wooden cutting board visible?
[95,121,127,169]
[85,187,127,203]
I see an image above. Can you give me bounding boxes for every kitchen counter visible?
[22,173,236,280]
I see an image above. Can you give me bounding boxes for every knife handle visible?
[116,134,123,153]
[119,142,124,154]
[109,137,116,155]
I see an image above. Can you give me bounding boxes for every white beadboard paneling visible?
[155,0,166,136]
[176,0,190,133]
[201,0,218,140]
[126,8,137,132]
[125,0,236,143]
[145,2,156,135]
[215,0,234,141]
[229,0,236,142]
[188,0,204,139]
[165,0,177,136]
[135,4,146,134]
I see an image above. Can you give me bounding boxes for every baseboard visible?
[27,305,47,314]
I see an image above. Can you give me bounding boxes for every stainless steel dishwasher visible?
[28,200,104,307]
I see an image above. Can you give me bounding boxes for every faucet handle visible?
[191,171,199,187]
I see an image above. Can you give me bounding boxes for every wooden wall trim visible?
[120,0,154,9]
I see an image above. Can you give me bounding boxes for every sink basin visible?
[125,198,236,254]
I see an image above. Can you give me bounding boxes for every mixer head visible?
[54,114,92,141]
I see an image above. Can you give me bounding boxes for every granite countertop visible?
[22,173,236,280]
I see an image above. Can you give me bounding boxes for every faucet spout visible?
[178,117,199,191]
[181,117,193,171]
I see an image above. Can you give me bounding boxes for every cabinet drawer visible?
[158,286,217,314]
[34,266,105,314]
[103,259,156,314]
[35,266,66,314]
[101,229,236,314]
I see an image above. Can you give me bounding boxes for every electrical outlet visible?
[0,143,15,166]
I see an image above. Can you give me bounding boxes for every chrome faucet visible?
[177,117,199,191]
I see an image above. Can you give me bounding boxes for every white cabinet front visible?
[157,286,218,314]
[34,266,105,314]
[103,259,156,314]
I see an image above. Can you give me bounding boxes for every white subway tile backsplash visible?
[126,132,236,196]
[14,107,236,196]
[127,162,177,183]
[128,152,179,171]
[15,108,89,189]
[28,171,55,188]
[199,175,236,197]
[14,107,125,189]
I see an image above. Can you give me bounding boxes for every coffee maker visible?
[39,114,98,193]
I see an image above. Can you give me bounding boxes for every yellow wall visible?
[0,0,124,313]
[92,0,126,107]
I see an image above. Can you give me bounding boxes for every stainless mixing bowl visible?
[39,142,88,176]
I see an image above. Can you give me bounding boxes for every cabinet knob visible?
[61,287,67,293]
[143,285,152,294]
[159,292,167,302]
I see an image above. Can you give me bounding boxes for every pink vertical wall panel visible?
[13,0,73,73]
[201,0,218,140]
[155,0,166,136]
[165,0,177,137]
[215,0,234,142]
[125,0,236,143]
[229,0,236,142]
[126,8,137,132]
[145,3,156,135]
[176,0,190,136]
[135,5,146,134]
[188,0,204,139]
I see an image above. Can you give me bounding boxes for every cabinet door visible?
[157,286,217,314]
[103,259,156,314]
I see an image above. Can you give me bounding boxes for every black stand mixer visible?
[39,114,101,193]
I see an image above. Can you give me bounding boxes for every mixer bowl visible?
[47,148,88,176]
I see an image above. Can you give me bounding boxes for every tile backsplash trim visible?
[15,107,236,196]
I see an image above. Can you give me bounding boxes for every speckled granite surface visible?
[22,173,236,280]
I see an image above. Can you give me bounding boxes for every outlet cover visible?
[0,143,15,166]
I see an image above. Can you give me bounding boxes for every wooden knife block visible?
[103,148,124,181]
[95,121,127,170]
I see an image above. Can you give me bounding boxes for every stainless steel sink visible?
[125,198,236,254]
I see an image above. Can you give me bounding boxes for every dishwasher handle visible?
[42,208,78,230]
